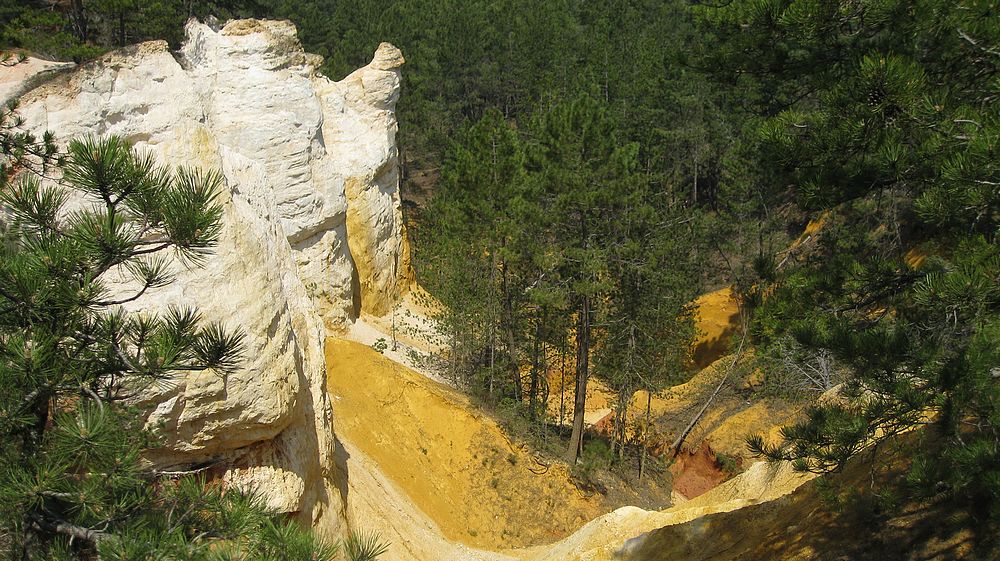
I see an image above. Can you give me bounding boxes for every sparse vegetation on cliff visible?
[0,114,338,559]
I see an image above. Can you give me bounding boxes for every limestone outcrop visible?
[7,18,411,535]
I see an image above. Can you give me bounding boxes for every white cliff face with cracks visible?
[8,19,410,534]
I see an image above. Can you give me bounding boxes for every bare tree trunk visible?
[613,392,628,461]
[488,253,497,399]
[501,260,520,401]
[118,11,126,47]
[669,326,748,458]
[70,0,88,43]
[566,295,590,464]
[692,154,699,205]
[559,344,566,427]
[528,312,541,421]
[391,305,398,352]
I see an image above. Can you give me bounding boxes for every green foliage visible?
[572,439,614,486]
[715,452,740,477]
[703,0,1000,517]
[1,7,104,61]
[418,92,707,465]
[0,0,269,60]
[1,99,59,178]
[415,109,531,399]
[250,0,736,217]
[343,530,390,561]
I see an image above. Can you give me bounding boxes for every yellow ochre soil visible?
[324,338,605,550]
[549,284,743,428]
[619,453,988,561]
[690,286,741,370]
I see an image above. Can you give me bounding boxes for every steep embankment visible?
[324,335,825,561]
[325,338,605,550]
[320,270,993,561]
[551,286,743,432]
[578,286,801,500]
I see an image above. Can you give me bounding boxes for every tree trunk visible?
[559,344,566,426]
[501,260,520,401]
[450,330,459,384]
[669,325,748,458]
[692,154,699,205]
[26,392,49,450]
[70,0,88,43]
[565,295,590,464]
[614,391,629,461]
[118,12,126,47]
[488,252,497,399]
[639,392,651,480]
[528,313,541,421]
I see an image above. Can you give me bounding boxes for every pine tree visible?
[594,201,702,471]
[525,96,648,464]
[417,96,711,467]
[697,0,1000,518]
[0,115,339,558]
[416,109,533,399]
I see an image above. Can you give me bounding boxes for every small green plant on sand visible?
[344,530,390,561]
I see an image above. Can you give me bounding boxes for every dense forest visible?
[2,0,998,558]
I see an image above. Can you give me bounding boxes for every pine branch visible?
[30,513,108,544]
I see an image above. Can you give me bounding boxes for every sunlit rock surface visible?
[8,19,410,534]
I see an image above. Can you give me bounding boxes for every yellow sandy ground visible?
[325,314,965,561]
[690,287,740,370]
[329,282,822,559]
[325,338,605,550]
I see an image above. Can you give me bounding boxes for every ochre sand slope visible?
[690,287,740,370]
[325,338,604,550]
[324,337,824,561]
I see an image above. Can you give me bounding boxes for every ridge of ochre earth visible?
[6,19,411,537]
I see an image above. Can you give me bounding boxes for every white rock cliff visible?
[7,19,411,535]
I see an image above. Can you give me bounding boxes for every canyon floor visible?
[320,287,803,560]
[322,333,837,561]
[322,288,994,561]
